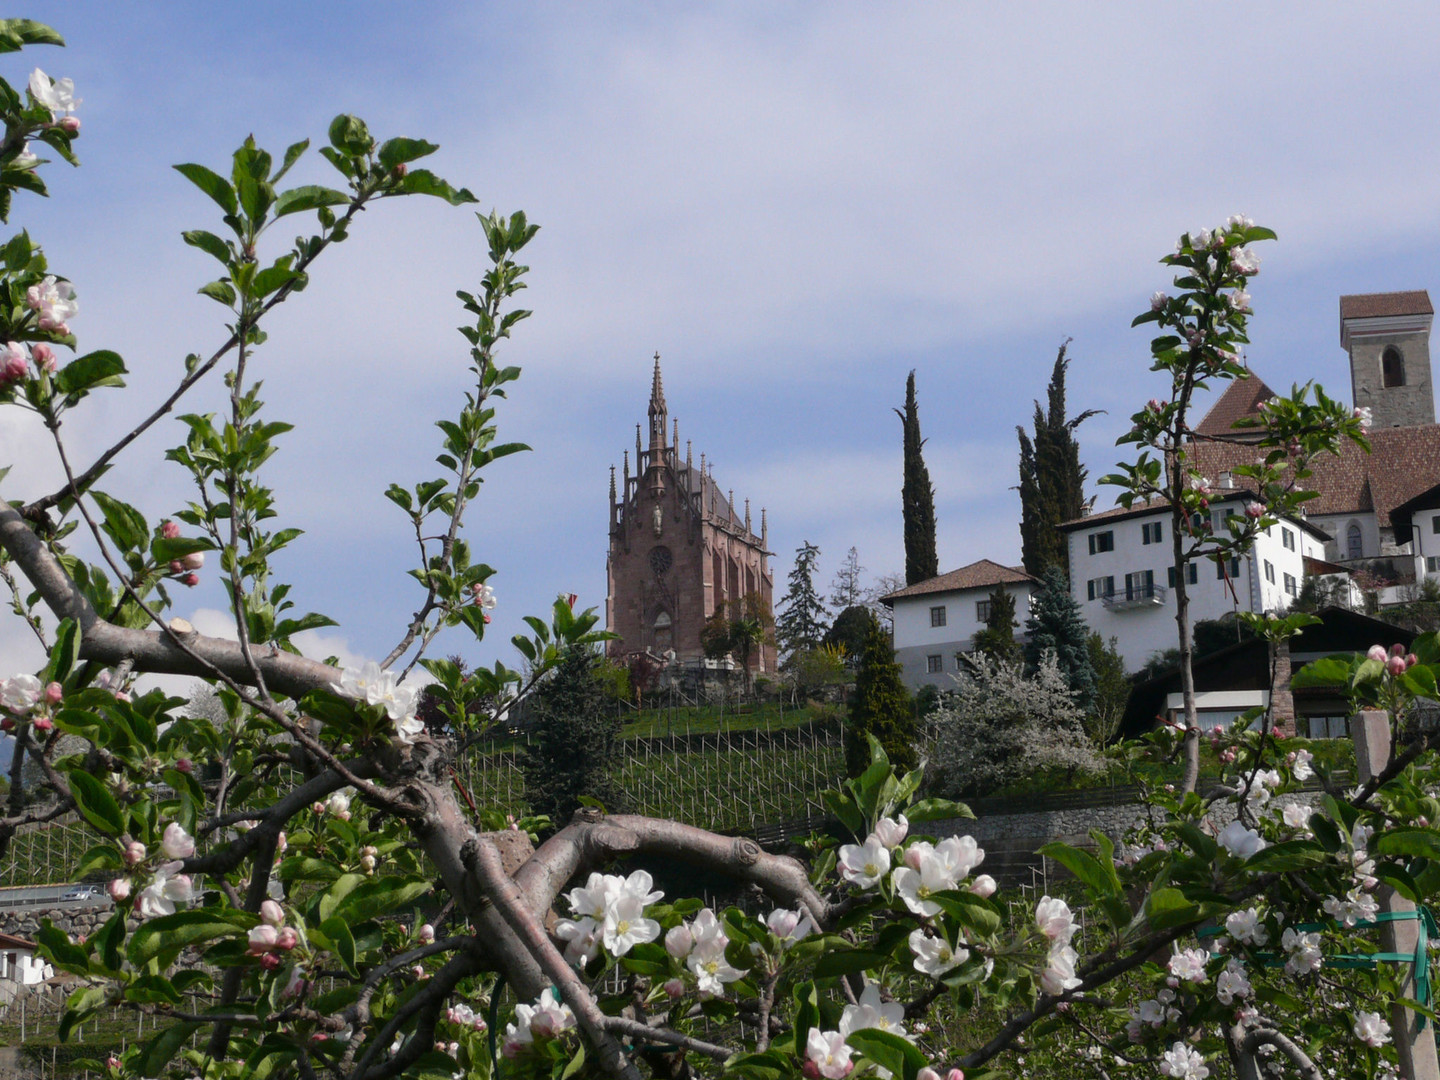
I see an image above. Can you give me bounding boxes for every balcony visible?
[1101,583,1167,611]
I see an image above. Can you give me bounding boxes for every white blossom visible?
[554,917,602,967]
[25,275,77,332]
[838,837,891,889]
[1,674,43,715]
[686,934,744,995]
[1281,927,1323,976]
[1324,888,1379,928]
[909,928,968,977]
[1225,907,1269,947]
[1039,943,1081,996]
[1034,896,1076,944]
[1159,1041,1210,1079]
[161,822,195,860]
[1218,821,1265,859]
[1353,1010,1391,1048]
[839,983,908,1040]
[28,69,80,116]
[1290,749,1313,781]
[1216,959,1252,1004]
[602,892,661,956]
[1281,803,1311,831]
[765,908,814,945]
[869,814,908,848]
[804,1029,853,1080]
[1167,948,1208,983]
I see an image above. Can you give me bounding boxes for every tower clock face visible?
[649,545,673,576]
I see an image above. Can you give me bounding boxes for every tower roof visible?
[1192,373,1277,438]
[1339,290,1433,322]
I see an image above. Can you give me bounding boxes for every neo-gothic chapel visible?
[606,360,776,674]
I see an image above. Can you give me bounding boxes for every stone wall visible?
[0,901,110,943]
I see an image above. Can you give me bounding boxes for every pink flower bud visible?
[1244,502,1263,519]
[44,681,62,704]
[1387,656,1407,676]
[60,116,79,133]
[169,560,184,574]
[1408,654,1419,668]
[663,978,684,999]
[124,841,146,866]
[248,924,279,955]
[31,343,55,373]
[436,1042,447,1053]
[259,952,281,970]
[947,1070,965,1080]
[419,923,435,943]
[33,715,52,732]
[260,899,285,927]
[276,831,287,854]
[802,1060,822,1080]
[917,1069,942,1080]
[176,758,193,773]
[310,1032,327,1044]
[0,717,12,733]
[181,572,199,587]
[107,878,130,902]
[1367,644,1388,663]
[106,1055,121,1069]
[160,520,181,539]
[1392,643,1407,658]
[181,551,205,570]
[411,964,426,979]
[311,801,326,815]
[968,874,997,898]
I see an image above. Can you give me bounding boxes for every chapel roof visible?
[1192,373,1277,438]
[1339,290,1433,321]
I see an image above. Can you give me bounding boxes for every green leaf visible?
[333,876,432,925]
[792,980,818,1059]
[128,910,250,967]
[90,489,147,552]
[182,229,233,266]
[36,919,89,975]
[44,617,80,684]
[198,279,236,306]
[904,797,974,822]
[1290,655,1355,689]
[393,168,478,205]
[55,350,127,399]
[560,1043,587,1080]
[1374,827,1440,861]
[845,1030,928,1080]
[320,916,357,975]
[812,949,888,979]
[137,1022,200,1077]
[929,890,1002,936]
[1242,840,1330,873]
[67,770,123,835]
[273,184,349,219]
[378,137,439,169]
[328,114,374,156]
[1039,842,1118,899]
[1144,887,1200,931]
[173,163,237,215]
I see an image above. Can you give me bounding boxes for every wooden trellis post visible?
[1355,709,1440,1080]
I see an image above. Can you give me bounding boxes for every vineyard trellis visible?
[0,811,95,889]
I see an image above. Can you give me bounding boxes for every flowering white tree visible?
[0,21,1433,1080]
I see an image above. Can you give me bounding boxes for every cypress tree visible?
[896,371,939,586]
[520,648,625,823]
[845,612,916,776]
[1024,564,1097,710]
[970,587,1020,664]
[1017,341,1099,578]
[777,541,829,660]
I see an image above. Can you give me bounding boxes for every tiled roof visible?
[879,559,1036,603]
[1060,492,1330,541]
[1339,290,1433,321]
[1189,423,1440,528]
[1193,373,1276,437]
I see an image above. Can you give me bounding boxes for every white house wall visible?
[891,583,1035,691]
[1067,507,1322,671]
[1413,507,1440,585]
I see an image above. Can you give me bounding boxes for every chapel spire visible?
[648,352,668,455]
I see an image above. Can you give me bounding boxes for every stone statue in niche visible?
[652,503,663,537]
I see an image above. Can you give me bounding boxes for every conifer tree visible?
[970,586,1020,663]
[845,611,916,776]
[520,648,625,823]
[1017,341,1099,578]
[777,541,828,659]
[1024,564,1096,710]
[896,370,939,585]
[828,546,866,611]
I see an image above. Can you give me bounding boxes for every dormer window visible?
[1382,346,1405,388]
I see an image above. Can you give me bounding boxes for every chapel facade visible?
[606,358,776,674]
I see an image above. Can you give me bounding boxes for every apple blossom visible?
[839,982,908,1039]
[1224,907,1268,947]
[1215,959,1252,1004]
[276,927,299,951]
[135,870,191,919]
[248,925,280,955]
[1288,748,1313,781]
[1159,1041,1210,1079]
[908,928,967,977]
[1034,895,1076,944]
[765,907,814,945]
[1281,803,1310,830]
[1167,948,1208,983]
[687,934,745,994]
[260,899,285,926]
[0,342,27,381]
[1281,927,1323,976]
[260,952,281,971]
[447,1004,475,1027]
[601,892,661,956]
[1353,1010,1391,1048]
[1150,291,1168,311]
[123,840,146,866]
[1218,821,1265,858]
[160,519,181,539]
[870,814,908,848]
[664,923,694,959]
[107,878,130,902]
[933,833,985,879]
[1324,888,1379,927]
[1354,405,1373,429]
[32,715,52,732]
[838,837,890,889]
[1367,644,1388,663]
[554,917,602,967]
[29,68,81,117]
[181,572,199,587]
[25,275,77,331]
[1,673,43,714]
[419,922,435,943]
[161,821,196,860]
[804,1028,853,1080]
[327,791,351,816]
[181,551,205,570]
[1038,943,1081,996]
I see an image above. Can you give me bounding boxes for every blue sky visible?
[3,3,1440,691]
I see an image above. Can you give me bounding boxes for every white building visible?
[1394,481,1440,591]
[0,931,51,986]
[1060,494,1328,671]
[880,560,1038,690]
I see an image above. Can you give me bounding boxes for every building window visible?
[1125,569,1155,600]
[1346,521,1363,560]
[1088,531,1114,555]
[1283,572,1297,597]
[1281,527,1295,551]
[1432,514,1440,535]
[1216,555,1241,579]
[1166,564,1198,587]
[1307,715,1349,740]
[1142,522,1163,545]
[926,654,942,674]
[1264,560,1275,584]
[974,599,991,622]
[1086,576,1115,601]
[930,605,947,628]
[1382,345,1405,388]
[1427,556,1440,573]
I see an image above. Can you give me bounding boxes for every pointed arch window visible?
[1382,346,1405,388]
[1346,521,1364,560]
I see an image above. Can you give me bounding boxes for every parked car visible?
[60,885,100,901]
